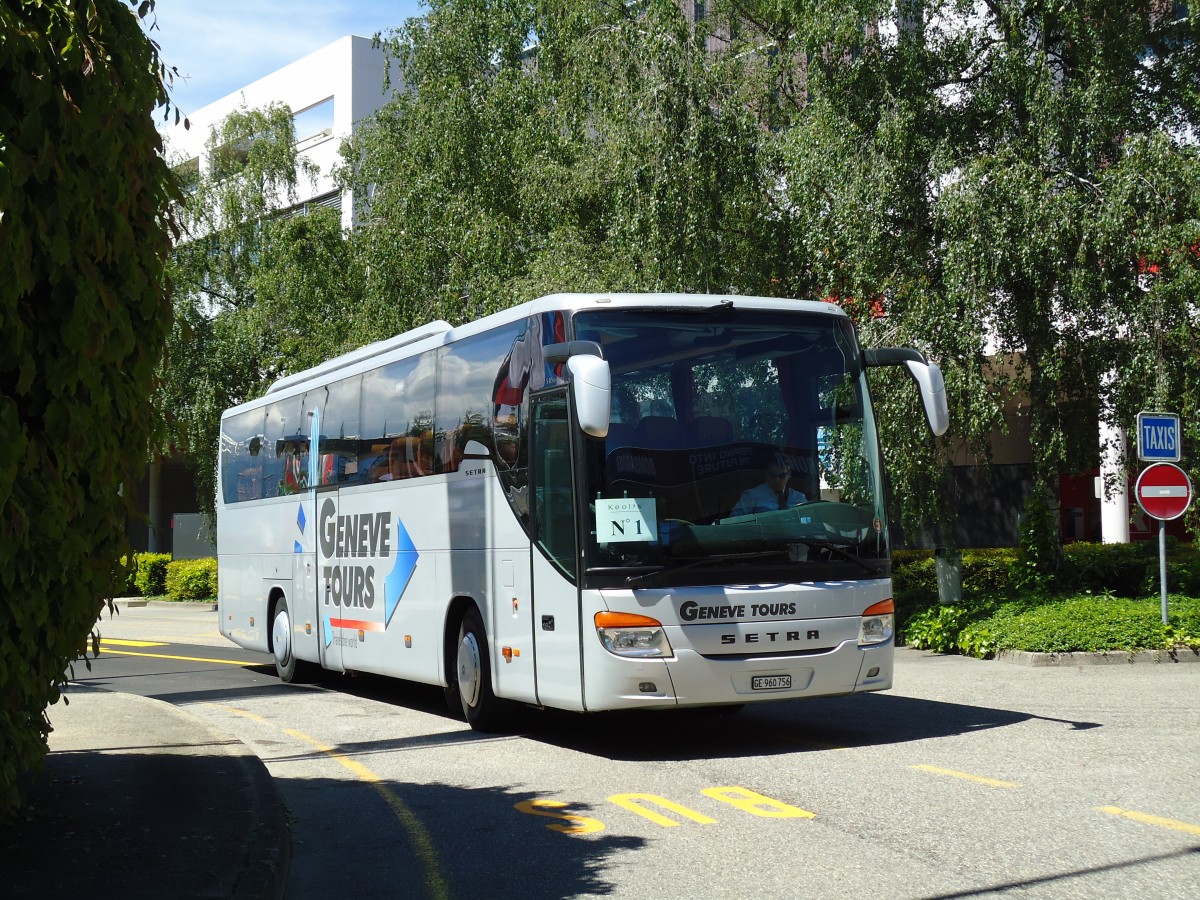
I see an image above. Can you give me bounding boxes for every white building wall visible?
[164,35,394,231]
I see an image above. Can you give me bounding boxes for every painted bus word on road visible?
[515,786,816,835]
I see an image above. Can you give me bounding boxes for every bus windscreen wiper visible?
[625,550,783,587]
[621,299,735,316]
[799,540,880,574]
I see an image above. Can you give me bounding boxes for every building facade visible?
[134,35,395,555]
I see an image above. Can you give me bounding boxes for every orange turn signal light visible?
[862,598,895,617]
[594,611,663,629]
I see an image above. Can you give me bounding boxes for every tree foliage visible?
[161,104,365,517]
[0,0,176,816]
[710,1,1200,555]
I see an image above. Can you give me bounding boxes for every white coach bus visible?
[217,293,948,729]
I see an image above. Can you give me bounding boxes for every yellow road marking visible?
[98,648,261,666]
[216,705,273,725]
[912,765,1018,789]
[1096,806,1200,836]
[702,786,816,819]
[781,735,848,752]
[99,638,168,647]
[609,793,717,827]
[281,727,449,899]
[219,706,449,898]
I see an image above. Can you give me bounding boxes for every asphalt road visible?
[78,603,1200,899]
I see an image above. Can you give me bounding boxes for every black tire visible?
[454,607,506,731]
[271,595,313,684]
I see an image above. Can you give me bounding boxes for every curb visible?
[111,597,217,611]
[8,687,290,900]
[995,647,1200,667]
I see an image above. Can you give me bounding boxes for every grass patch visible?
[903,593,1200,658]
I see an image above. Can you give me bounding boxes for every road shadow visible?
[2,726,637,900]
[511,691,1103,762]
[231,670,1103,764]
[279,773,644,900]
[74,644,1103,764]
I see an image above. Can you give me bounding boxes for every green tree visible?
[162,104,366,518]
[343,1,996,540]
[715,1,1199,558]
[0,0,176,816]
[341,0,776,329]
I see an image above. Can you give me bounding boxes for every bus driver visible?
[731,462,807,516]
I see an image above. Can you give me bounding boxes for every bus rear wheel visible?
[456,607,506,731]
[271,595,313,684]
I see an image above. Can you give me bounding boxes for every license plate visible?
[751,675,791,691]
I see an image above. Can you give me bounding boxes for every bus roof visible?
[228,293,846,417]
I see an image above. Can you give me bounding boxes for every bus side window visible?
[221,408,265,504]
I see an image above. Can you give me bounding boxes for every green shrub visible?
[165,558,217,601]
[902,604,972,653]
[957,622,1000,659]
[1164,545,1200,596]
[892,549,935,595]
[967,596,1200,655]
[962,548,1018,596]
[115,556,138,596]
[1060,542,1155,596]
[894,547,1020,602]
[133,553,172,597]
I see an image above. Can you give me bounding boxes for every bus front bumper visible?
[582,638,893,711]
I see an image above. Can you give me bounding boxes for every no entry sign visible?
[1135,462,1193,521]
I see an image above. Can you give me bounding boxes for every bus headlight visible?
[595,612,673,659]
[858,599,895,646]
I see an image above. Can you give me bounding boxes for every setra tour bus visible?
[216,293,948,729]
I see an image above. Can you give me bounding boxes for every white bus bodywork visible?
[217,293,946,728]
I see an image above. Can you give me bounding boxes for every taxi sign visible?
[1135,462,1193,521]
[1137,411,1181,462]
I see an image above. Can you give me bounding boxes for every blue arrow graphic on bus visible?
[384,516,419,626]
[295,503,306,554]
[323,615,333,648]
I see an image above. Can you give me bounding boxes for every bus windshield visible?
[574,307,889,588]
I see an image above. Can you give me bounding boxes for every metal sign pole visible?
[1159,519,1169,626]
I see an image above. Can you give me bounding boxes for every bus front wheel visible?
[271,595,313,684]
[456,607,505,731]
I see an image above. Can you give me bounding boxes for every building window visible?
[293,97,334,144]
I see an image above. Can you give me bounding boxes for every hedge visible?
[132,552,172,597]
[165,559,218,601]
[897,542,1200,657]
[894,542,1200,602]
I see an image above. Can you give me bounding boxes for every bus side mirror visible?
[906,360,949,437]
[568,355,611,438]
[863,348,950,437]
[544,341,612,438]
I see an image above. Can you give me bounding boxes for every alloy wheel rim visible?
[457,632,481,708]
[273,609,291,667]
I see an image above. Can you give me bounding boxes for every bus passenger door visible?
[529,394,585,711]
[314,486,344,673]
[288,409,328,671]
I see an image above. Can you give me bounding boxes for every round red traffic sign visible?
[1135,462,1193,521]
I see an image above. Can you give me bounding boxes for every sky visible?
[142,1,426,118]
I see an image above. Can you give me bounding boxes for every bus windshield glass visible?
[574,307,889,588]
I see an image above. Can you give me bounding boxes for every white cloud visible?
[143,1,424,117]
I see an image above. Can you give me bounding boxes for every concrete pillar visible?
[147,459,163,552]
[1099,418,1129,543]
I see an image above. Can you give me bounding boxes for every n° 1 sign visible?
[1137,411,1181,462]
[1135,462,1193,521]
